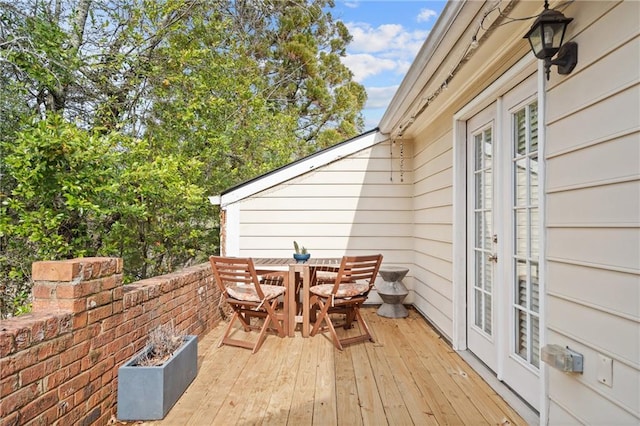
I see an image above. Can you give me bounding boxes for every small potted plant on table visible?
[293,241,311,263]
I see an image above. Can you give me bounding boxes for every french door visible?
[466,75,541,411]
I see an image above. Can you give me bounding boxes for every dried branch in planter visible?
[137,323,185,367]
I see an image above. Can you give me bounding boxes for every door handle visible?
[488,254,498,262]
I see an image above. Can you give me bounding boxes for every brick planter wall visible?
[0,257,222,425]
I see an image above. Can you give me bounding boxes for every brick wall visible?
[0,257,222,425]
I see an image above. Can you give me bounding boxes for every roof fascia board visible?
[214,130,387,207]
[379,0,482,133]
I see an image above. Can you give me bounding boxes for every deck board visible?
[141,308,530,426]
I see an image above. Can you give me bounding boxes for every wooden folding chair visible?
[209,256,287,354]
[309,254,383,350]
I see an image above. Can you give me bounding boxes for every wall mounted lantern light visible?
[523,0,578,80]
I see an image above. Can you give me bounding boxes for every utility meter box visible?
[541,344,584,373]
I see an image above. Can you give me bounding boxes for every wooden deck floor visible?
[141,308,528,426]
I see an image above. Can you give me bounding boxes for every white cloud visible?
[347,23,428,57]
[342,53,396,83]
[365,85,399,109]
[417,8,438,23]
[342,22,429,84]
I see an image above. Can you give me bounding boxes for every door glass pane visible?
[511,100,539,369]
[515,158,527,206]
[516,308,528,359]
[530,262,539,313]
[530,156,539,205]
[484,169,492,209]
[514,109,527,155]
[531,208,539,257]
[472,125,493,336]
[515,209,527,256]
[531,316,540,367]
[485,294,492,333]
[475,289,483,325]
[530,104,538,151]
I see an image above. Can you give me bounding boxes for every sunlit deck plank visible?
[334,347,363,426]
[287,329,321,424]
[312,332,337,425]
[140,308,529,426]
[350,339,387,424]
[366,312,439,425]
[389,314,463,425]
[260,335,304,425]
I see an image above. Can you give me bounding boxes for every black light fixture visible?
[523,0,578,80]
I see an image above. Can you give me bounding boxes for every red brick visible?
[101,313,121,333]
[91,328,115,350]
[18,389,57,423]
[29,321,47,344]
[55,395,73,418]
[13,326,31,351]
[0,374,18,398]
[72,312,88,331]
[30,405,58,426]
[0,349,37,378]
[55,281,100,299]
[96,411,114,426]
[100,368,114,387]
[115,320,134,338]
[44,360,81,392]
[0,411,19,426]
[80,406,101,426]
[101,275,120,291]
[105,335,128,356]
[32,298,86,314]
[32,283,56,299]
[20,356,59,386]
[0,333,15,357]
[87,383,110,410]
[87,290,113,310]
[0,382,39,416]
[60,341,89,367]
[89,357,114,383]
[43,316,60,339]
[57,403,83,425]
[35,340,58,361]
[59,315,73,333]
[86,305,112,325]
[112,286,124,301]
[32,260,80,282]
[59,371,89,399]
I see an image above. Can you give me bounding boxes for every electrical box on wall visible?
[541,344,584,373]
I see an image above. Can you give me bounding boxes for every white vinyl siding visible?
[543,1,640,423]
[412,125,455,338]
[228,140,414,301]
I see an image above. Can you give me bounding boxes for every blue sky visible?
[329,1,446,129]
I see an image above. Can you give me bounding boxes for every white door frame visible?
[451,54,548,419]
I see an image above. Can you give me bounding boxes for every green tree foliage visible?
[222,0,367,153]
[0,0,365,317]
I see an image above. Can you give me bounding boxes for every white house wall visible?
[227,140,415,302]
[411,125,455,339]
[543,1,640,423]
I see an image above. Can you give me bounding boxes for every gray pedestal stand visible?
[376,266,409,318]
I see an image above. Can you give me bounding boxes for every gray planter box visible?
[117,335,197,420]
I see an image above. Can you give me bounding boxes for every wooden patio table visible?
[254,257,340,338]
